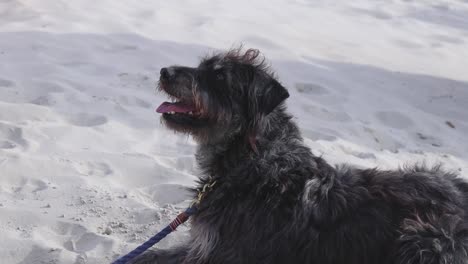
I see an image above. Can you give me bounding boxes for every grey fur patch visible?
[166,67,176,76]
[302,178,321,206]
[187,222,219,262]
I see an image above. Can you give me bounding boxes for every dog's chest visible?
[188,219,219,261]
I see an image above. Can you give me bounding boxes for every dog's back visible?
[189,113,468,264]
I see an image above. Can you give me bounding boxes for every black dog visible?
[131,49,468,264]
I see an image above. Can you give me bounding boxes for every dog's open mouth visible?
[156,98,209,128]
[155,83,209,129]
[156,81,202,119]
[156,74,210,130]
[156,101,198,116]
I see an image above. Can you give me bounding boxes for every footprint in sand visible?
[35,81,65,93]
[46,221,114,254]
[13,178,49,193]
[67,113,108,127]
[302,105,351,123]
[350,7,393,20]
[375,111,414,129]
[302,129,339,142]
[394,39,424,50]
[73,161,113,177]
[30,95,55,106]
[0,140,16,149]
[98,42,139,53]
[27,81,64,105]
[17,246,62,264]
[117,73,152,90]
[135,98,152,108]
[64,232,113,253]
[295,83,330,95]
[0,78,15,87]
[145,183,192,205]
[88,162,113,176]
[0,123,28,149]
[415,132,443,148]
[431,34,464,45]
[363,126,404,153]
[120,44,138,50]
[118,95,152,109]
[61,61,90,68]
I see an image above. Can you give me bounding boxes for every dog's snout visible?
[160,67,173,81]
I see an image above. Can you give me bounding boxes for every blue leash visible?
[112,206,198,264]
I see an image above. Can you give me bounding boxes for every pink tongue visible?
[156,102,195,113]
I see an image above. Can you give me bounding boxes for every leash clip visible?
[192,179,217,206]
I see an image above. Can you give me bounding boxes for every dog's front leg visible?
[128,246,188,264]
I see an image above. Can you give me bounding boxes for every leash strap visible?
[112,178,216,264]
[111,206,197,264]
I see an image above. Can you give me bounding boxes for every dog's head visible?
[156,48,289,146]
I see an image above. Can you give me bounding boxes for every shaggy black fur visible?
[131,48,468,264]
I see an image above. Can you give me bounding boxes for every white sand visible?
[0,1,467,263]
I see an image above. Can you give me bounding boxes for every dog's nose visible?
[160,68,172,81]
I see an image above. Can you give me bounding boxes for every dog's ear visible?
[247,78,289,152]
[256,79,289,116]
[249,78,289,118]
